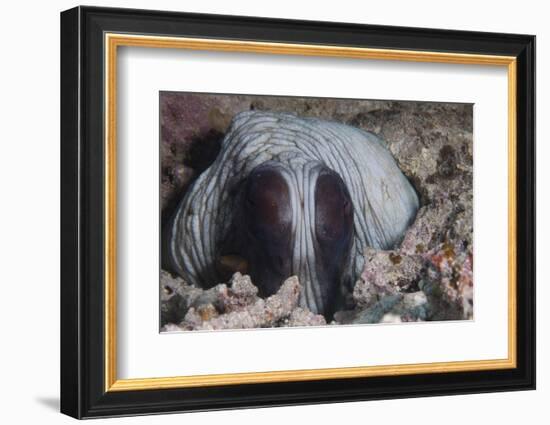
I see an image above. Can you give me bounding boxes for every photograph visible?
[159,93,474,331]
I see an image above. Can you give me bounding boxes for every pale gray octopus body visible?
[166,111,419,318]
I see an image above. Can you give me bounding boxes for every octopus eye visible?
[343,198,352,215]
[244,164,292,242]
[315,170,354,243]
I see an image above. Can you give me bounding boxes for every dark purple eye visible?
[244,164,292,245]
[241,164,293,292]
[315,170,354,243]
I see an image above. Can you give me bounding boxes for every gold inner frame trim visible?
[104,33,518,392]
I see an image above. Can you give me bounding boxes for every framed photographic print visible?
[60,6,535,419]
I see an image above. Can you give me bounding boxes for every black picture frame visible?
[60,5,535,419]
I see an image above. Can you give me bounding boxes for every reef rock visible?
[161,272,326,331]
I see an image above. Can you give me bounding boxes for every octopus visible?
[165,111,419,319]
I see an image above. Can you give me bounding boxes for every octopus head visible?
[222,162,354,318]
